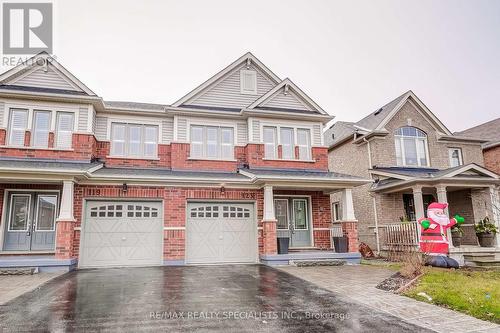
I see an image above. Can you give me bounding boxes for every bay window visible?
[32,111,51,148]
[111,123,158,158]
[395,126,428,167]
[263,126,277,159]
[189,125,234,160]
[55,112,74,149]
[8,109,28,146]
[280,127,294,159]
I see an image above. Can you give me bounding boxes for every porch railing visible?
[381,222,420,257]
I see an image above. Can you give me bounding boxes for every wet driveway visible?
[0,265,430,332]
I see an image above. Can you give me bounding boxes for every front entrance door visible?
[274,197,312,248]
[3,192,58,251]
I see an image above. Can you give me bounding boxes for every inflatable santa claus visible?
[418,202,464,268]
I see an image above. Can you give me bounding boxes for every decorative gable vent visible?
[240,69,257,95]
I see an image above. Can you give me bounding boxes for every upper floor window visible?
[32,111,51,148]
[263,126,277,159]
[280,127,294,159]
[55,112,74,149]
[394,126,428,167]
[8,109,28,146]
[449,148,463,167]
[240,70,257,95]
[297,128,311,160]
[111,123,158,158]
[190,125,234,160]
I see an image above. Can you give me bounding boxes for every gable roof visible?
[325,90,453,149]
[0,52,96,96]
[247,78,326,115]
[454,117,500,149]
[172,52,281,107]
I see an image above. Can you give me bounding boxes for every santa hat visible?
[428,202,448,210]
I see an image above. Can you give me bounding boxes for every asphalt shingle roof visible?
[0,158,102,172]
[454,117,500,143]
[104,101,167,111]
[242,168,366,180]
[92,167,248,180]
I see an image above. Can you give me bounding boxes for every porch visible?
[369,164,500,265]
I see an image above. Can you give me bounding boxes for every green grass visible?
[404,268,500,323]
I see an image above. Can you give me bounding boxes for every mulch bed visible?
[375,272,419,292]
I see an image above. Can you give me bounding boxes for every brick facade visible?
[7,184,333,261]
[484,146,500,175]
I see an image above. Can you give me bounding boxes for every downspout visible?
[364,137,380,255]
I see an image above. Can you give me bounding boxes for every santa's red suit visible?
[418,202,459,255]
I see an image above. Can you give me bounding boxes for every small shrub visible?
[399,252,424,279]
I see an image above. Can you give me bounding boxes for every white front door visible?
[80,201,163,268]
[186,202,256,264]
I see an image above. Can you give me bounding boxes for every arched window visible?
[394,127,429,166]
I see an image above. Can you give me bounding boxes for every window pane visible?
[32,111,50,148]
[111,124,126,156]
[9,196,30,231]
[9,109,28,146]
[263,127,277,159]
[220,128,233,159]
[275,200,288,229]
[56,112,74,149]
[206,127,218,158]
[280,128,294,159]
[293,200,307,230]
[417,139,427,166]
[144,126,158,157]
[221,128,233,144]
[128,125,142,156]
[191,126,203,142]
[297,129,311,160]
[191,142,203,158]
[395,139,403,165]
[36,196,56,231]
[403,138,418,166]
[450,149,462,167]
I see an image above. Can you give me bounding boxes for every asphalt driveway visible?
[0,265,430,332]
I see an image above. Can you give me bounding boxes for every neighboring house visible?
[455,118,500,175]
[325,91,500,264]
[0,52,366,271]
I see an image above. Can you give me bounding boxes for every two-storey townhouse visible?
[325,91,500,265]
[0,52,366,271]
[455,118,500,175]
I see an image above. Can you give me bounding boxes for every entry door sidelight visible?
[3,193,57,251]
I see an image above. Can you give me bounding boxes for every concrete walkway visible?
[0,272,64,305]
[279,265,499,333]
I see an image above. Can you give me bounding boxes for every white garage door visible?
[186,202,257,264]
[80,201,163,268]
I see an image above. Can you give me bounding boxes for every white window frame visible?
[240,69,257,95]
[8,109,28,147]
[31,110,51,148]
[297,128,312,160]
[55,112,75,149]
[332,202,341,222]
[8,194,31,232]
[448,147,463,167]
[258,122,315,161]
[189,125,234,160]
[110,122,159,159]
[394,127,430,167]
[280,127,295,160]
[263,126,278,159]
[34,194,58,232]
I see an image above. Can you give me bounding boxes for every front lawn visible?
[404,268,500,323]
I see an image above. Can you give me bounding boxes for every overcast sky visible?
[4,0,499,132]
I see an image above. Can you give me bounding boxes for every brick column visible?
[262,220,277,255]
[24,130,31,147]
[48,132,55,148]
[55,180,76,259]
[55,220,75,259]
[341,221,359,253]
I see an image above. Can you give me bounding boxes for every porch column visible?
[412,186,425,220]
[55,180,76,259]
[489,185,500,247]
[436,184,453,249]
[340,188,358,252]
[262,185,277,255]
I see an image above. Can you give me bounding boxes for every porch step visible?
[0,267,37,275]
[463,253,496,260]
[292,259,346,267]
[466,258,500,267]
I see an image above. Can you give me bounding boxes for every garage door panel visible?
[187,203,256,264]
[81,201,163,268]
